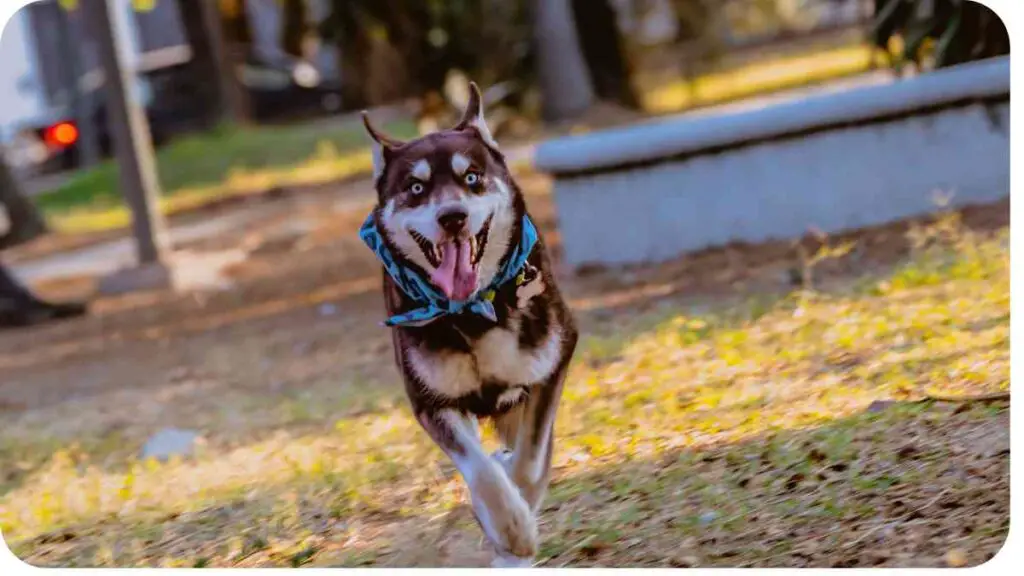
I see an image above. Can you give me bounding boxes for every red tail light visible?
[44,122,79,148]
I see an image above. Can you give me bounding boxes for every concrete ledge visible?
[98,261,175,295]
[536,58,1010,268]
[97,249,247,295]
[535,57,1009,176]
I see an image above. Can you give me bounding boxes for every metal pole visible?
[84,0,169,264]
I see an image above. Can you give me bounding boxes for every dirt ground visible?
[0,174,1009,567]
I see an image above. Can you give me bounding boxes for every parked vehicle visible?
[13,97,176,175]
[239,56,344,123]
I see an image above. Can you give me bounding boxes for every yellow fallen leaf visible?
[945,549,968,567]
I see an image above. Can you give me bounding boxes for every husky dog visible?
[360,83,578,567]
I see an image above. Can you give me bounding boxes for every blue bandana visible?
[360,212,539,327]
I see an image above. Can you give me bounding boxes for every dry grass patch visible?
[1,212,1008,567]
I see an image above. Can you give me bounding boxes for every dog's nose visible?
[438,209,468,235]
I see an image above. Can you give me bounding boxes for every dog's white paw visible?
[470,461,538,560]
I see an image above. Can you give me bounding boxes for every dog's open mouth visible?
[409,216,492,301]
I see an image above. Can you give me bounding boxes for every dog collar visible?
[359,212,539,327]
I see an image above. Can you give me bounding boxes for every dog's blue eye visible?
[465,172,481,186]
[409,182,425,195]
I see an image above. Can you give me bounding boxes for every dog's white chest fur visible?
[405,318,563,399]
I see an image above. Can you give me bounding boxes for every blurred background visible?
[0,0,1011,569]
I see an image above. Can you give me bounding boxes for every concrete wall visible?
[536,57,1010,268]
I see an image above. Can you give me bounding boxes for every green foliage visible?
[869,0,1008,70]
[316,0,534,105]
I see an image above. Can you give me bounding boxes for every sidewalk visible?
[5,199,282,287]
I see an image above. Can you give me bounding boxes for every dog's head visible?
[363,83,522,302]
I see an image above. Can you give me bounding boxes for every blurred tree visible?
[571,0,640,109]
[217,0,254,122]
[317,1,531,109]
[670,0,716,44]
[317,0,418,108]
[219,0,253,45]
[663,0,722,89]
[720,0,786,42]
[281,0,309,58]
[869,0,1009,72]
[178,0,249,124]
[317,0,639,123]
[531,0,595,121]
[0,156,48,251]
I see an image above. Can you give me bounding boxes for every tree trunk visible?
[217,2,253,123]
[321,2,416,108]
[0,156,47,251]
[571,0,640,109]
[533,0,595,122]
[281,0,308,58]
[957,0,1009,64]
[221,0,253,44]
[178,0,248,126]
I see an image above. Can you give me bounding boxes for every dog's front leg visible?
[493,349,574,515]
[417,408,538,566]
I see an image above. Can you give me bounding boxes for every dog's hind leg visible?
[417,408,538,566]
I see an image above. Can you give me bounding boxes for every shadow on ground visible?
[9,398,1008,568]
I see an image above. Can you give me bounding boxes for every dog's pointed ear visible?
[454,82,499,151]
[362,111,405,182]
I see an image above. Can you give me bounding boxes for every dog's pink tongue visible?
[429,241,457,299]
[452,239,477,301]
[429,240,477,301]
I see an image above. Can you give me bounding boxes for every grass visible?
[35,117,418,234]
[0,211,1009,567]
[642,43,875,114]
